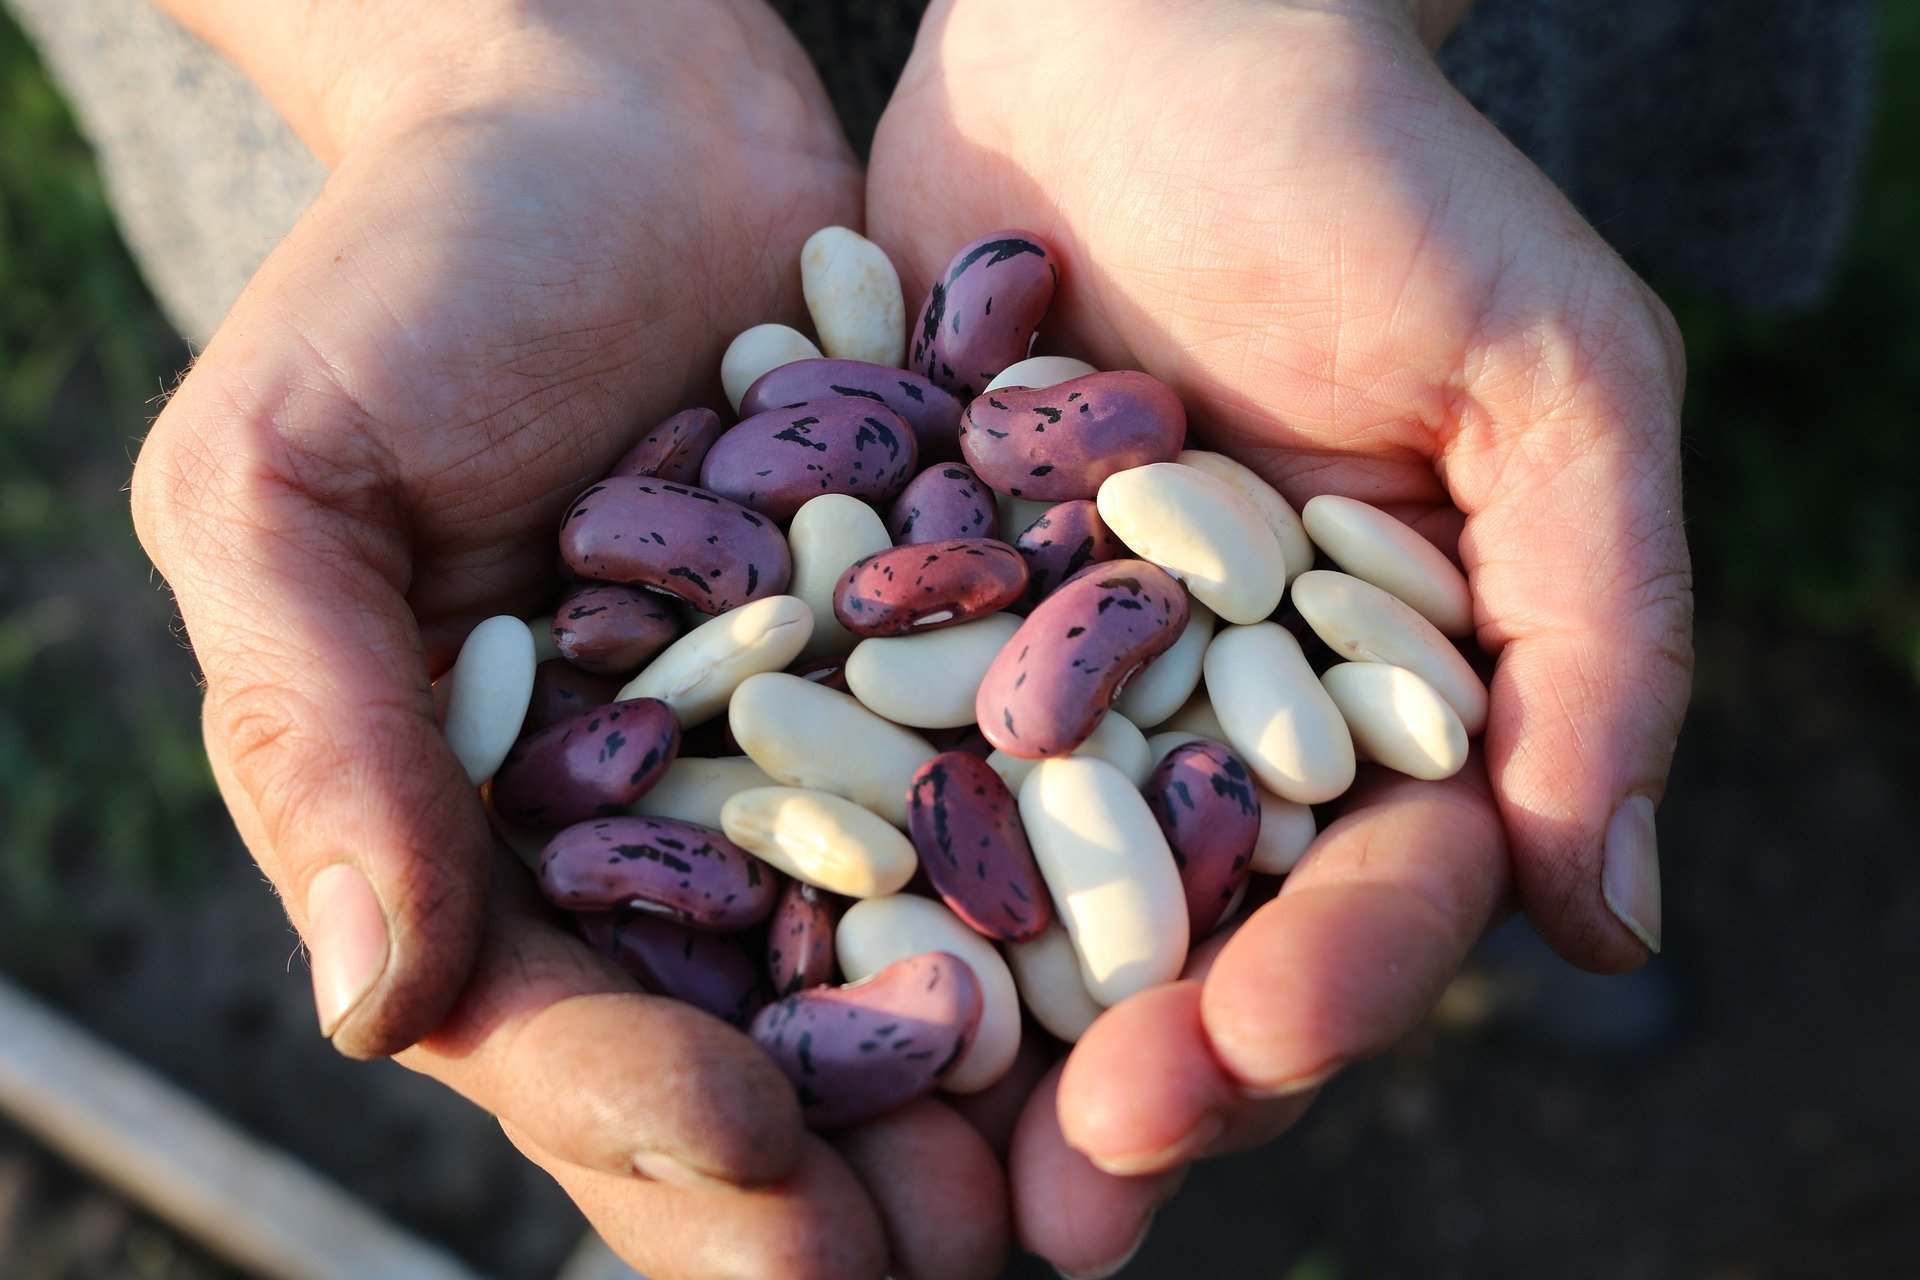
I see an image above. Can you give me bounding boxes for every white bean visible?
[1004,920,1106,1042]
[528,616,561,664]
[629,756,775,829]
[1290,570,1488,735]
[440,615,536,785]
[845,614,1023,728]
[1302,495,1473,637]
[788,495,891,661]
[1097,463,1285,624]
[995,492,1056,542]
[800,227,906,367]
[1320,662,1469,781]
[1114,598,1215,728]
[1176,449,1312,586]
[616,595,811,726]
[1159,687,1229,741]
[984,355,1098,392]
[721,323,822,412]
[721,787,918,898]
[1203,622,1356,804]
[729,673,935,826]
[988,711,1152,792]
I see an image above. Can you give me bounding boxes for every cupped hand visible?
[870,0,1691,1269]
[132,2,1013,1274]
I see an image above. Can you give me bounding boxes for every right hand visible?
[133,2,1012,1274]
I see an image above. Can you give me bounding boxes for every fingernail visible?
[307,863,389,1039]
[1089,1112,1224,1177]
[1602,795,1662,953]
[632,1150,732,1192]
[1241,1060,1342,1101]
[1054,1211,1153,1280]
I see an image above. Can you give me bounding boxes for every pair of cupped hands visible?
[129,0,1691,1275]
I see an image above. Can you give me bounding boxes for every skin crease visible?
[129,0,1688,1277]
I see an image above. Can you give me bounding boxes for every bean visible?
[1004,921,1105,1043]
[996,493,1056,543]
[1302,495,1473,637]
[984,355,1098,393]
[787,495,892,661]
[960,371,1185,501]
[1146,730,1318,876]
[845,613,1023,729]
[537,815,775,929]
[720,787,920,898]
[700,397,918,523]
[721,323,821,412]
[578,911,767,1028]
[1203,622,1355,804]
[523,658,621,734]
[629,755,776,830]
[490,698,680,828]
[607,407,726,484]
[729,673,935,827]
[1320,662,1469,780]
[1290,570,1488,734]
[1012,499,1126,609]
[550,583,678,677]
[887,463,997,545]
[987,711,1152,793]
[787,653,852,692]
[528,616,562,664]
[617,595,812,727]
[751,951,983,1128]
[910,230,1058,401]
[766,879,845,997]
[558,477,791,615]
[800,226,906,367]
[1113,599,1214,729]
[1143,741,1261,937]
[906,752,1051,942]
[741,360,965,464]
[440,615,537,785]
[975,560,1188,759]
[1096,462,1287,624]
[833,539,1029,637]
[1177,449,1313,587]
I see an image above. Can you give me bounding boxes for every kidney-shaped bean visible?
[960,371,1185,501]
[606,407,726,484]
[833,539,1029,636]
[577,911,768,1028]
[976,560,1189,758]
[491,698,680,828]
[700,397,918,523]
[550,583,678,677]
[537,814,776,929]
[907,752,1051,942]
[887,463,998,545]
[766,879,844,997]
[559,477,791,614]
[1013,499,1126,609]
[524,658,622,734]
[750,951,983,1129]
[1143,740,1262,937]
[911,230,1059,402]
[741,359,965,464]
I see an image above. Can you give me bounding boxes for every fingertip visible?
[1058,982,1233,1176]
[833,1101,1011,1280]
[1010,1066,1168,1277]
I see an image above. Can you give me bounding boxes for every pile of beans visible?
[434,226,1486,1130]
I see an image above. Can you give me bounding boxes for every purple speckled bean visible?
[578,911,768,1028]
[676,716,745,759]
[975,560,1189,758]
[558,477,790,614]
[832,538,1028,636]
[537,815,776,929]
[887,463,997,545]
[787,653,852,693]
[906,753,1051,942]
[766,880,844,997]
[492,698,680,828]
[740,360,965,464]
[959,371,1185,501]
[606,408,726,483]
[699,398,918,523]
[1143,741,1262,936]
[524,658,622,734]
[921,724,993,758]
[910,231,1059,402]
[550,583,678,677]
[750,951,983,1129]
[1013,500,1126,609]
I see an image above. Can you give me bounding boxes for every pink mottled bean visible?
[1013,499,1126,609]
[960,371,1185,501]
[699,397,918,523]
[832,538,1029,636]
[1143,741,1262,936]
[523,658,621,734]
[740,359,965,464]
[559,477,790,615]
[537,815,775,930]
[766,880,844,997]
[750,952,983,1129]
[786,653,852,693]
[887,463,998,545]
[578,911,768,1028]
[907,753,1051,942]
[491,698,679,828]
[606,408,726,484]
[975,560,1189,758]
[910,231,1059,402]
[550,583,677,676]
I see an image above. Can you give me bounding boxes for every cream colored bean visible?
[729,673,935,826]
[720,323,822,412]
[528,616,561,664]
[1204,622,1356,804]
[1320,662,1469,781]
[1114,598,1214,728]
[789,495,892,661]
[995,492,1056,542]
[1146,733,1318,874]
[482,787,546,871]
[616,595,812,727]
[1019,757,1189,1005]
[1290,570,1488,735]
[845,614,1022,728]
[440,615,536,785]
[1302,495,1473,637]
[988,711,1152,792]
[1160,688,1228,741]
[800,226,906,367]
[1004,920,1106,1042]
[983,355,1099,392]
[837,895,1022,1093]
[629,756,775,829]
[1096,464,1285,624]
[721,787,918,898]
[1176,449,1312,586]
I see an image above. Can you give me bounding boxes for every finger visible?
[1009,1064,1179,1280]
[831,1101,1011,1280]
[507,1123,889,1280]
[942,1030,1057,1157]
[1202,767,1509,1095]
[1445,284,1692,968]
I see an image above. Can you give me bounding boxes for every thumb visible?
[134,359,488,1059]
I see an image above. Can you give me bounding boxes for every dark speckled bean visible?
[537,815,775,929]
[578,910,768,1028]
[550,583,678,676]
[524,659,622,734]
[1013,500,1126,609]
[960,371,1185,501]
[740,360,965,464]
[910,231,1059,402]
[907,753,1051,942]
[832,539,1028,636]
[750,951,983,1129]
[921,724,993,758]
[766,880,844,997]
[887,463,997,545]
[975,560,1189,758]
[558,477,790,615]
[699,397,918,523]
[1143,741,1262,936]
[787,653,852,693]
[492,699,680,828]
[607,408,726,483]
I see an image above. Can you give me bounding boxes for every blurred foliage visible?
[0,10,212,923]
